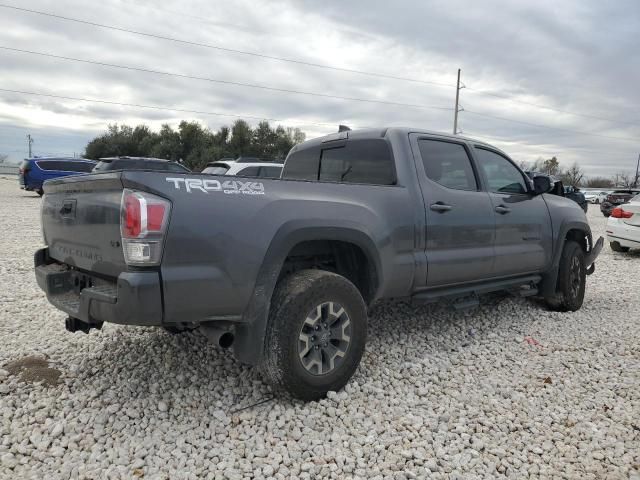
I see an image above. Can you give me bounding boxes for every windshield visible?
[92,160,113,171]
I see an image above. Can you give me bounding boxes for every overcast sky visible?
[0,0,638,176]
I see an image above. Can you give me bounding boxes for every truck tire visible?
[545,240,586,312]
[261,269,367,401]
[610,241,630,253]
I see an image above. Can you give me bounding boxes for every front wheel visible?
[545,240,586,312]
[261,270,367,401]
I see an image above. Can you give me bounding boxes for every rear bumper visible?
[34,247,163,326]
[606,218,640,249]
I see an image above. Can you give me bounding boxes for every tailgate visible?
[42,172,126,278]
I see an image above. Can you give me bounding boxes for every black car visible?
[525,172,588,212]
[563,185,588,213]
[92,157,190,173]
[600,189,640,217]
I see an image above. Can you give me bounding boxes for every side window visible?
[318,139,395,185]
[281,148,320,181]
[236,166,260,177]
[474,148,528,194]
[258,166,282,178]
[417,139,477,191]
[70,162,95,173]
[36,161,56,171]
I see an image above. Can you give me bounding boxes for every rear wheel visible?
[261,270,367,401]
[610,241,630,253]
[545,240,586,312]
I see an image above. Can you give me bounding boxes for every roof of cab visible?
[290,127,497,151]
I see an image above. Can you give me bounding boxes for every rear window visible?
[92,160,113,172]
[236,166,261,177]
[282,139,396,185]
[282,148,320,181]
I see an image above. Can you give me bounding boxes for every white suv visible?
[202,158,283,179]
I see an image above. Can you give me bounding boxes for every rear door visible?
[472,146,552,276]
[410,134,495,287]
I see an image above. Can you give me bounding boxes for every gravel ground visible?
[0,177,638,480]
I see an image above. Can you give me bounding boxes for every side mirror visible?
[533,175,552,195]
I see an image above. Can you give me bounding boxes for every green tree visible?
[150,124,182,160]
[83,119,307,170]
[229,120,253,157]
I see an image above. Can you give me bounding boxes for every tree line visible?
[84,120,306,172]
[519,156,638,188]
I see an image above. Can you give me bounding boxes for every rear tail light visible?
[120,189,171,265]
[611,207,633,219]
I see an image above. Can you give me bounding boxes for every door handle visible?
[495,205,510,214]
[430,202,452,213]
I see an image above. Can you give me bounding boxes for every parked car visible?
[92,157,190,173]
[606,194,640,252]
[600,189,640,217]
[584,190,610,204]
[563,186,588,213]
[35,127,603,400]
[596,191,612,204]
[202,158,283,178]
[19,157,96,196]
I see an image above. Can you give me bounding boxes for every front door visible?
[472,146,552,277]
[410,134,496,287]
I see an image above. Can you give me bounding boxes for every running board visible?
[412,275,541,305]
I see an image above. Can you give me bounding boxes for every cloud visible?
[0,0,637,174]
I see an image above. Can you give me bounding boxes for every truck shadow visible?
[66,294,545,413]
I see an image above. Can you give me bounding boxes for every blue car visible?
[19,157,96,196]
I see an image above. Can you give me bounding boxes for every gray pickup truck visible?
[35,127,603,400]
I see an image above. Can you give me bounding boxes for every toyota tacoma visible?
[35,128,603,400]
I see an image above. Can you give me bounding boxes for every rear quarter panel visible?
[120,171,418,324]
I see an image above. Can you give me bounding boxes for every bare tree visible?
[561,162,585,187]
[0,154,7,164]
[541,156,561,176]
[612,172,634,188]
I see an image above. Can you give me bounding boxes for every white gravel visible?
[0,177,638,479]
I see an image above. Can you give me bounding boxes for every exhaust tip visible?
[219,332,234,349]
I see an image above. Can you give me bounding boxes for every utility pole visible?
[634,153,640,188]
[27,134,33,157]
[453,68,463,135]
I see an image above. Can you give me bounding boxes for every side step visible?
[413,274,541,307]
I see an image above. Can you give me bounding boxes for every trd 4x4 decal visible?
[166,177,265,195]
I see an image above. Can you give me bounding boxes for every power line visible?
[2,3,634,129]
[465,86,639,126]
[0,3,454,89]
[0,46,453,113]
[0,87,636,146]
[0,87,362,130]
[463,109,638,143]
